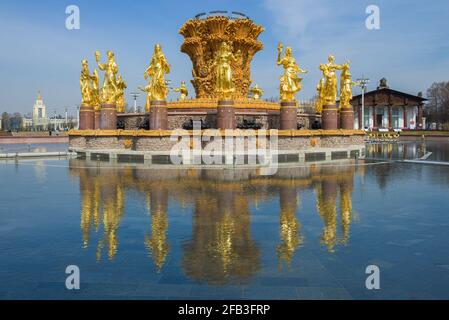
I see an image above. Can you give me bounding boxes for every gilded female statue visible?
[115,75,127,113]
[144,44,170,101]
[80,60,93,105]
[95,50,119,104]
[320,55,344,105]
[277,43,307,101]
[212,42,237,99]
[91,69,101,111]
[339,62,354,109]
[315,78,325,114]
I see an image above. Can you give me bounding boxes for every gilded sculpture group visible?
[80,41,355,113]
[80,51,127,113]
[276,43,355,112]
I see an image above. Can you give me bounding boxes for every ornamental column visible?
[403,106,408,129]
[388,106,393,130]
[280,101,297,130]
[417,103,424,130]
[149,100,168,130]
[217,100,235,129]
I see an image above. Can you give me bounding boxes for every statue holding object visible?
[277,43,307,102]
[95,50,119,105]
[144,44,170,101]
[173,81,188,101]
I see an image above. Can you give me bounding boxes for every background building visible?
[352,79,427,130]
[21,92,78,131]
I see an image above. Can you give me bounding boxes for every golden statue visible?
[315,78,325,114]
[91,69,101,111]
[95,50,119,105]
[115,75,127,113]
[319,54,344,105]
[138,84,151,113]
[277,43,307,101]
[339,62,354,109]
[212,42,238,100]
[173,81,188,101]
[80,60,93,105]
[249,84,264,100]
[144,44,170,101]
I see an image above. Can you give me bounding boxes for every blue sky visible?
[1,0,449,115]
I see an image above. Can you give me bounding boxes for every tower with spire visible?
[32,91,47,129]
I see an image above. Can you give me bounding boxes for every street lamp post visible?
[130,92,140,113]
[76,105,80,129]
[356,77,370,129]
[65,107,68,130]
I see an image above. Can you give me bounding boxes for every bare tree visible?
[426,82,449,129]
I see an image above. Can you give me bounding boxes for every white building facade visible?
[351,79,426,130]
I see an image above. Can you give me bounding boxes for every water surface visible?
[1,149,449,299]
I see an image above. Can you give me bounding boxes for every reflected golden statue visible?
[183,194,260,285]
[249,84,264,100]
[339,177,353,244]
[173,81,188,101]
[339,62,354,109]
[96,184,125,260]
[316,181,338,252]
[115,75,127,113]
[319,55,344,105]
[80,60,93,105]
[144,44,170,101]
[95,50,119,105]
[145,191,169,272]
[277,188,303,270]
[212,42,238,100]
[277,43,307,101]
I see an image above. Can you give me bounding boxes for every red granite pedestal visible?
[340,107,355,130]
[100,104,117,130]
[322,104,338,130]
[217,100,235,129]
[280,101,298,130]
[149,100,168,130]
[79,105,94,130]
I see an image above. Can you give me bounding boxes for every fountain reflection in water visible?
[71,159,362,284]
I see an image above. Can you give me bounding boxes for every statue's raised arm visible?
[277,43,305,101]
